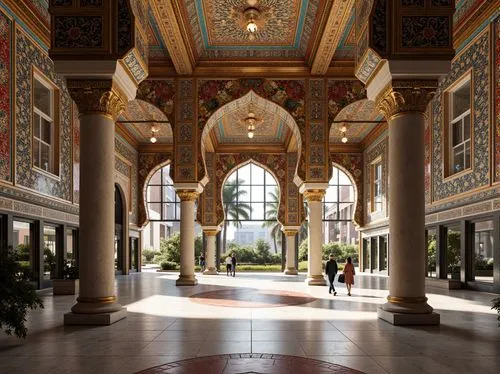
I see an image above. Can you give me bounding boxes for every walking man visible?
[231,252,237,277]
[225,255,232,276]
[325,254,338,296]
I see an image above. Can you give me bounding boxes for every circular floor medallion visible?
[189,288,317,308]
[135,354,365,374]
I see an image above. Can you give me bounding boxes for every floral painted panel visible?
[136,79,175,122]
[401,16,450,48]
[214,153,287,226]
[327,80,367,122]
[432,29,490,201]
[15,28,72,201]
[329,153,364,227]
[495,16,500,183]
[0,11,11,182]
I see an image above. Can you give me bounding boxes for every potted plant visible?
[492,297,500,326]
[52,260,79,295]
[0,247,43,338]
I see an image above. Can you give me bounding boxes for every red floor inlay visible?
[135,354,364,374]
[189,288,317,308]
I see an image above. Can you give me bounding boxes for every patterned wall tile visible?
[15,28,72,201]
[0,11,12,182]
[432,29,490,201]
[495,16,500,182]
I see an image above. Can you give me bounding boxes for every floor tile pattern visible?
[189,288,318,308]
[135,353,364,374]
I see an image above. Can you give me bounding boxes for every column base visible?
[378,307,440,325]
[176,274,198,286]
[284,268,298,275]
[64,307,127,325]
[203,268,218,275]
[305,275,326,286]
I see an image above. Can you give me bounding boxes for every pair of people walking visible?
[325,255,355,296]
[225,253,237,277]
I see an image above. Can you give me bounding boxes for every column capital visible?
[176,190,199,202]
[303,189,325,202]
[202,226,220,236]
[281,226,300,236]
[375,80,438,120]
[67,79,126,120]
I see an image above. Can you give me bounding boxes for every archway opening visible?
[220,162,282,271]
[114,184,126,275]
[141,163,202,270]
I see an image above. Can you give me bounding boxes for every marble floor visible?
[0,271,499,374]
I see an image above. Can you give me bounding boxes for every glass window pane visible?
[324,202,337,219]
[41,118,51,144]
[226,172,237,185]
[452,80,470,119]
[148,203,161,219]
[251,202,264,220]
[34,79,51,116]
[452,121,462,146]
[375,163,382,180]
[164,203,176,220]
[33,113,41,138]
[163,186,176,202]
[147,186,161,202]
[426,229,437,278]
[453,148,464,173]
[238,184,250,201]
[13,221,33,281]
[40,143,50,171]
[338,170,351,185]
[162,166,173,185]
[474,220,493,283]
[149,169,161,184]
[175,203,181,220]
[238,164,251,183]
[324,186,338,202]
[225,203,237,220]
[267,187,279,202]
[66,228,74,261]
[339,186,354,202]
[447,227,461,280]
[465,141,471,169]
[251,165,265,184]
[265,171,277,186]
[265,202,278,219]
[463,114,470,140]
[43,226,57,280]
[339,202,353,220]
[251,186,265,202]
[329,169,338,184]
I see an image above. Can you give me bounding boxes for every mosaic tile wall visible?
[0,10,12,182]
[15,26,72,201]
[431,27,491,202]
[495,16,500,183]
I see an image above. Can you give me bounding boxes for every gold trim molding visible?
[303,189,325,202]
[387,296,428,304]
[76,296,117,304]
[375,80,438,120]
[67,79,126,120]
[283,229,298,236]
[176,190,199,201]
[203,230,218,236]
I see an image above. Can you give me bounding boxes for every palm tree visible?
[262,188,281,254]
[222,180,252,253]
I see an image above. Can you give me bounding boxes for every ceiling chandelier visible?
[150,123,159,143]
[240,101,264,139]
[339,123,348,143]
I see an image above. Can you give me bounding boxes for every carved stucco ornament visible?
[67,79,127,120]
[303,189,325,202]
[375,80,438,120]
[176,190,199,202]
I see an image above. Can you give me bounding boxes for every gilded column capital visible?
[67,79,126,120]
[203,230,218,236]
[303,189,325,202]
[375,80,438,120]
[177,190,199,202]
[282,229,298,237]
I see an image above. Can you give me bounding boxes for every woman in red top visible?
[343,257,355,296]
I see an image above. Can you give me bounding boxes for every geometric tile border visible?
[135,353,365,374]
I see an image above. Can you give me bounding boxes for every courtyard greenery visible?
[298,239,359,264]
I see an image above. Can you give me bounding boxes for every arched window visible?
[322,166,357,245]
[146,164,179,221]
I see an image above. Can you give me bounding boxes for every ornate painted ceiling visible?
[329,99,382,143]
[119,100,173,144]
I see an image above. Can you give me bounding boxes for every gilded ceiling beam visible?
[150,0,193,75]
[310,0,355,75]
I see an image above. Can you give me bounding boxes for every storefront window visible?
[43,226,57,281]
[13,221,34,282]
[473,220,493,283]
[446,226,461,280]
[426,229,437,278]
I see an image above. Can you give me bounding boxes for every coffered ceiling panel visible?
[119,100,173,144]
[177,0,324,60]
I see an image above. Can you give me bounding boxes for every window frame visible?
[146,164,181,222]
[370,157,383,213]
[443,71,473,179]
[32,68,60,177]
[322,166,355,222]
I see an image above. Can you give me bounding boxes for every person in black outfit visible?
[325,254,338,295]
[231,253,237,277]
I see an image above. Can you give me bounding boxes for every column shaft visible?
[283,230,298,275]
[176,192,198,286]
[383,112,433,315]
[304,192,326,286]
[72,113,122,314]
[203,232,218,275]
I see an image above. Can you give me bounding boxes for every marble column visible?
[64,80,127,325]
[202,227,219,275]
[176,190,199,286]
[282,227,299,275]
[375,80,439,325]
[303,190,327,286]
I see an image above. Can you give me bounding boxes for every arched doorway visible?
[114,184,127,275]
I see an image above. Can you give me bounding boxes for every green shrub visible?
[142,249,157,263]
[298,240,359,263]
[154,233,203,265]
[160,261,178,270]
